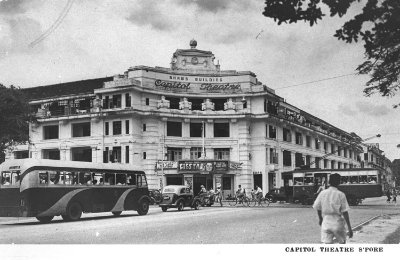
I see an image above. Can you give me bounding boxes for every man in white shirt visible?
[313,173,353,244]
[254,185,263,205]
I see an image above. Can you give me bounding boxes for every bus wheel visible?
[161,207,168,212]
[63,202,82,221]
[112,211,122,216]
[36,216,54,223]
[137,199,149,216]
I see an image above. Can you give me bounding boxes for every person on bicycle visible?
[236,185,245,203]
[199,185,207,204]
[254,185,263,206]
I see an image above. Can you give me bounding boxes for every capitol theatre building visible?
[10,40,363,196]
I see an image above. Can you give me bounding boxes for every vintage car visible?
[159,185,201,212]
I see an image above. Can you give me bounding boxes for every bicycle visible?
[249,193,272,207]
[229,194,250,207]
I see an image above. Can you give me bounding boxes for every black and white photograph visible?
[0,0,399,258]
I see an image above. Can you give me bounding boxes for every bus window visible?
[116,174,127,185]
[1,172,11,185]
[105,173,115,185]
[39,172,48,184]
[57,172,65,185]
[92,173,103,185]
[127,174,136,185]
[78,172,86,185]
[83,172,92,185]
[49,171,59,185]
[368,175,377,183]
[64,172,74,185]
[350,176,359,184]
[359,175,368,184]
[341,176,349,184]
[293,177,304,185]
[304,174,313,185]
[11,171,20,185]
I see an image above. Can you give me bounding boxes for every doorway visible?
[254,174,262,189]
[193,176,207,195]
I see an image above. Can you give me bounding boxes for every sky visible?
[0,0,399,160]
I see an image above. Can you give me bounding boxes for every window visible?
[283,128,291,142]
[331,144,335,153]
[212,99,226,111]
[305,155,311,166]
[167,148,182,161]
[103,147,110,163]
[268,125,276,139]
[331,160,335,169]
[283,150,291,166]
[14,151,29,159]
[111,147,121,163]
[72,122,91,137]
[315,157,321,168]
[112,94,121,108]
[270,148,278,164]
[103,96,110,109]
[338,162,342,169]
[324,159,328,168]
[295,153,303,167]
[145,97,149,106]
[105,173,115,185]
[265,100,278,115]
[126,94,131,107]
[167,121,182,137]
[364,153,368,160]
[214,122,229,137]
[188,98,203,111]
[343,148,348,158]
[295,132,303,145]
[214,148,230,160]
[190,147,203,159]
[306,136,311,147]
[71,147,92,162]
[166,97,180,109]
[337,146,342,156]
[42,149,60,160]
[143,124,146,132]
[143,152,147,159]
[105,122,109,135]
[43,125,59,139]
[125,120,129,134]
[315,138,320,149]
[113,121,122,135]
[190,122,203,137]
[125,146,129,163]
[222,177,231,190]
[324,142,328,152]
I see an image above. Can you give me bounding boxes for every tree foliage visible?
[263,0,400,106]
[0,84,31,162]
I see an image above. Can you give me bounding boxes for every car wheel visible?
[161,207,168,212]
[194,200,200,210]
[112,211,122,216]
[63,202,82,221]
[36,216,54,223]
[177,200,184,211]
[137,199,150,215]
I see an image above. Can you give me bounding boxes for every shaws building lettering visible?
[200,83,240,91]
[169,76,223,82]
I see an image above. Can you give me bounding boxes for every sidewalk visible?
[349,214,400,244]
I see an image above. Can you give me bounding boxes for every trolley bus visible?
[0,159,151,223]
[279,168,383,206]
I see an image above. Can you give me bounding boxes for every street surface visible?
[0,196,398,244]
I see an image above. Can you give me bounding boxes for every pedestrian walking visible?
[313,173,353,244]
[215,185,223,207]
[392,189,397,205]
[386,189,391,203]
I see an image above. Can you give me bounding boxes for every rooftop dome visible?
[189,39,197,49]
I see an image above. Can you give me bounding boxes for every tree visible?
[0,84,31,162]
[263,0,400,106]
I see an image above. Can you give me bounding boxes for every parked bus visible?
[0,159,151,223]
[277,168,383,206]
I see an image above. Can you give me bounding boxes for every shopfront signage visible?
[178,160,229,172]
[253,171,262,175]
[154,79,241,92]
[156,161,178,170]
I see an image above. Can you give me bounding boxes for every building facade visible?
[10,40,367,196]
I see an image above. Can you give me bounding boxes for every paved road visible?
[0,196,398,244]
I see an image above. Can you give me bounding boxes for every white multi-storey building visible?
[10,40,365,196]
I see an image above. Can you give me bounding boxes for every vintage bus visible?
[0,159,151,223]
[279,168,383,206]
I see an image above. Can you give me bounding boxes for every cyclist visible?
[236,185,245,203]
[254,185,263,206]
[199,185,207,204]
